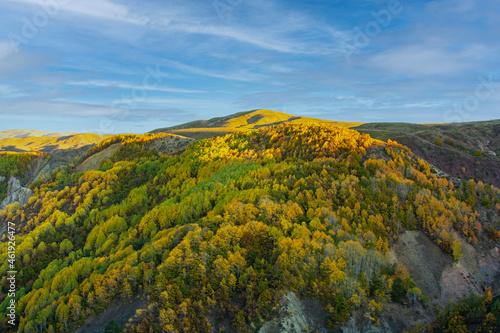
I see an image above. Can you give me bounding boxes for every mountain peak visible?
[150,109,363,140]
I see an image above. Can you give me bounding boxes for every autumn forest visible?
[0,123,499,332]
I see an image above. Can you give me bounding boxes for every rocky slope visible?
[0,176,33,209]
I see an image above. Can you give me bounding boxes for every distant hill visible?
[0,133,113,153]
[0,129,78,140]
[354,119,500,187]
[150,109,363,139]
[0,133,114,184]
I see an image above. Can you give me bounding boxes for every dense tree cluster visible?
[404,292,500,333]
[0,124,498,332]
[0,152,45,178]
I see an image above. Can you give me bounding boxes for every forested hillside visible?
[0,124,499,332]
[355,120,500,187]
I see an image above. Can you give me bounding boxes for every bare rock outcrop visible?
[259,291,328,333]
[0,176,33,209]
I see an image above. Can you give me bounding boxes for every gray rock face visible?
[259,291,328,333]
[0,176,33,209]
[0,176,5,182]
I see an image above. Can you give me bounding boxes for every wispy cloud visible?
[0,85,26,98]
[166,23,322,55]
[111,98,221,108]
[67,80,205,94]
[0,41,14,61]
[367,42,491,76]
[164,60,264,83]
[6,0,148,24]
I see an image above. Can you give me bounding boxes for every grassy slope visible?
[0,133,113,153]
[354,120,500,187]
[150,109,363,139]
[0,129,78,140]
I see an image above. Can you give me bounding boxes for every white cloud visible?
[67,80,205,94]
[6,0,147,25]
[0,43,49,76]
[0,41,15,61]
[426,0,478,14]
[367,42,490,76]
[165,60,264,83]
[112,98,215,107]
[0,100,117,117]
[167,23,307,54]
[0,85,26,98]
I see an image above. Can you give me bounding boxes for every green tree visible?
[452,240,463,261]
[104,320,121,333]
[445,315,468,333]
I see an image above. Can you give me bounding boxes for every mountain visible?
[0,133,113,153]
[151,110,500,187]
[354,120,500,187]
[0,121,498,332]
[150,109,363,140]
[0,133,115,186]
[0,129,78,140]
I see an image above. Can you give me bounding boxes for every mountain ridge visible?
[149,109,364,140]
[0,129,78,140]
[0,133,113,153]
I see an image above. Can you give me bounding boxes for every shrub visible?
[452,240,463,261]
[473,150,483,157]
[434,138,443,146]
[444,138,455,146]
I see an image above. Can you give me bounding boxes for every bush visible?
[444,138,456,146]
[104,320,121,333]
[452,240,463,261]
[391,277,404,302]
[434,138,443,146]
[473,150,483,157]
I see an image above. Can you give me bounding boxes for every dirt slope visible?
[392,230,500,306]
[74,143,121,173]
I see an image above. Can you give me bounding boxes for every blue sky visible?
[0,0,499,134]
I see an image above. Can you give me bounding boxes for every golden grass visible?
[0,133,113,152]
[170,109,363,135]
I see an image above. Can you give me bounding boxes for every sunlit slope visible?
[354,119,500,186]
[0,133,113,153]
[1,123,498,332]
[150,109,363,139]
[0,129,78,140]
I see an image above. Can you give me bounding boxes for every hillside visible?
[150,109,363,140]
[0,123,498,332]
[354,120,500,187]
[0,133,116,187]
[0,129,78,140]
[151,110,500,187]
[0,133,113,154]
